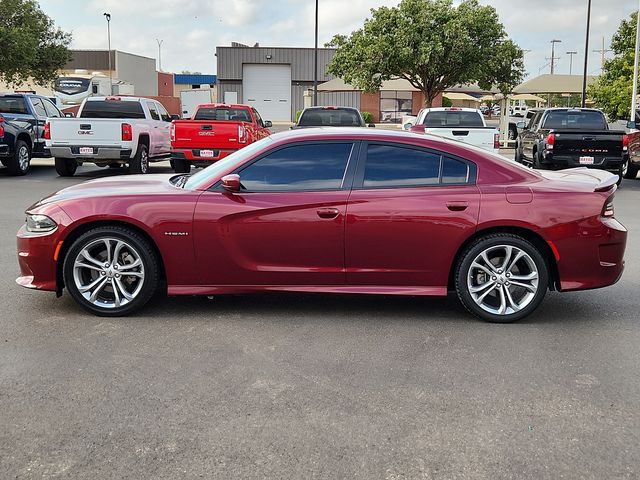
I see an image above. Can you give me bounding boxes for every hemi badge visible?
[164,232,189,236]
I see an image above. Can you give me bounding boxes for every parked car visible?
[623,112,640,180]
[514,108,628,182]
[491,105,501,116]
[45,96,176,177]
[0,93,66,175]
[510,105,528,117]
[409,107,500,153]
[16,128,626,323]
[293,106,373,128]
[170,103,271,173]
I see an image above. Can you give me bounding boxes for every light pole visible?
[631,4,640,122]
[103,13,112,95]
[550,39,562,74]
[566,51,577,74]
[156,39,163,71]
[313,0,318,106]
[581,0,592,107]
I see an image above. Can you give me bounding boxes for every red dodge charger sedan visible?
[16,128,627,322]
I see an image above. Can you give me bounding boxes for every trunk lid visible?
[536,167,618,192]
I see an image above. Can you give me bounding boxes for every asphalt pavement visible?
[1,158,639,479]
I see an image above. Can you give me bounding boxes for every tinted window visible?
[156,102,171,122]
[194,107,251,122]
[364,145,441,188]
[423,111,484,127]
[80,100,146,119]
[42,98,62,118]
[30,98,47,117]
[239,143,353,192]
[298,108,363,127]
[146,102,160,120]
[253,108,264,127]
[542,110,607,130]
[442,157,470,184]
[0,96,28,114]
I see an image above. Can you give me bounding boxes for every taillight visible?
[623,134,629,152]
[493,132,500,149]
[0,115,4,138]
[170,123,175,142]
[602,195,615,218]
[546,133,555,149]
[121,123,132,141]
[43,121,51,140]
[238,124,247,144]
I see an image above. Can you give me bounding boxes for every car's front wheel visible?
[63,226,160,316]
[7,140,31,175]
[455,234,549,323]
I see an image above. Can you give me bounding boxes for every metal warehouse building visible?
[216,43,359,122]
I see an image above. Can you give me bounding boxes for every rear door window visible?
[42,98,62,118]
[30,98,47,118]
[146,101,160,121]
[80,100,146,119]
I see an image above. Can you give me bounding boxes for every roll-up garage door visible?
[243,64,292,122]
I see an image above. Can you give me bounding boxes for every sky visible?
[38,0,639,79]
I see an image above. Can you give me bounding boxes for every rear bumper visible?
[49,146,133,161]
[557,216,627,292]
[0,144,10,156]
[171,148,235,163]
[542,151,624,172]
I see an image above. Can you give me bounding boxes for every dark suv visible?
[293,106,373,128]
[0,93,65,175]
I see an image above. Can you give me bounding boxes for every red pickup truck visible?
[170,103,272,173]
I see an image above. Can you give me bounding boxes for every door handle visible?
[446,201,468,212]
[316,207,340,219]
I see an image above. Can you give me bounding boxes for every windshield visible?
[183,136,274,190]
[542,110,606,130]
[298,108,363,126]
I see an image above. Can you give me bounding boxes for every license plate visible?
[199,150,215,158]
[79,147,94,155]
[579,156,594,165]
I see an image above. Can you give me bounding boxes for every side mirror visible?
[221,174,241,192]
[516,121,526,129]
[368,123,376,128]
[64,112,75,118]
[170,114,180,121]
[403,122,413,130]
[264,120,273,128]
[627,120,636,129]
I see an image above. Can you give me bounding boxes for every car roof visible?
[303,106,359,111]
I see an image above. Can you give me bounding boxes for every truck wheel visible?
[533,150,547,170]
[54,157,78,177]
[172,158,190,173]
[514,143,523,164]
[130,143,149,174]
[7,140,31,175]
[622,159,639,180]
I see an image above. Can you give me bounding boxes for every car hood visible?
[536,167,618,192]
[32,174,180,208]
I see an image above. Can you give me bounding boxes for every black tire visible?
[6,140,31,175]
[514,143,523,164]
[109,162,124,169]
[508,126,517,141]
[172,158,190,173]
[455,234,549,323]
[622,158,639,180]
[129,143,149,174]
[54,157,78,177]
[533,149,547,170]
[62,226,160,317]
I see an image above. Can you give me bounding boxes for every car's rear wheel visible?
[172,158,190,173]
[514,143,523,164]
[7,140,31,175]
[54,157,78,177]
[455,234,549,323]
[623,158,639,180]
[129,143,149,174]
[63,226,160,316]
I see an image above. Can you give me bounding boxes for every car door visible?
[154,101,173,155]
[345,142,480,289]
[28,97,48,151]
[252,108,270,139]
[193,141,358,286]
[145,101,162,156]
[521,111,542,160]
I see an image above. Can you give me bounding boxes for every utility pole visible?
[581,0,592,107]
[550,39,562,74]
[313,0,318,106]
[592,37,611,72]
[156,39,163,71]
[631,4,640,122]
[566,51,578,74]
[103,13,112,95]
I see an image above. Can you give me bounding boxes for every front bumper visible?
[49,145,133,161]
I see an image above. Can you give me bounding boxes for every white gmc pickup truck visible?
[45,96,175,176]
[409,107,500,154]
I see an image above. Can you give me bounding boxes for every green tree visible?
[0,0,71,87]
[588,12,636,120]
[326,0,523,107]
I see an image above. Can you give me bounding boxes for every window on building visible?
[380,91,413,124]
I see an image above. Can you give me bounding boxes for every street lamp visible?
[313,0,318,106]
[550,39,562,74]
[581,0,592,107]
[566,51,578,74]
[156,39,164,71]
[103,13,112,95]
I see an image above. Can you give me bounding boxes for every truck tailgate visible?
[48,118,124,146]
[423,127,497,151]
[552,130,624,158]
[172,121,245,150]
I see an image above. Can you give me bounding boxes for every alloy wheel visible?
[18,145,30,172]
[140,149,149,173]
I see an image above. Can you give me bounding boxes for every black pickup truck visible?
[0,93,66,175]
[514,108,627,181]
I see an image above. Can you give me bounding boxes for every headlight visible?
[25,214,57,233]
